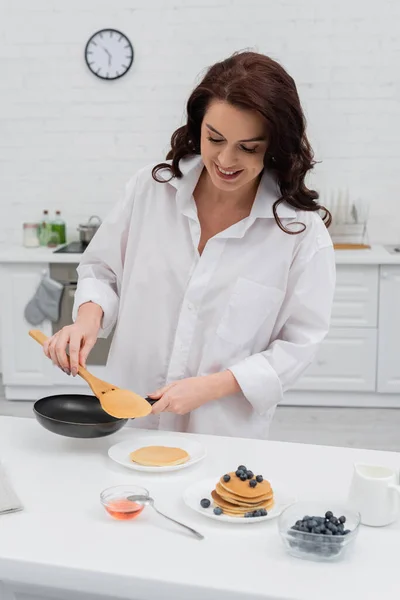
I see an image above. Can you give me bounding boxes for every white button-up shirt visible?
[73,155,335,439]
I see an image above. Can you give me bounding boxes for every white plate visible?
[108,434,206,472]
[183,477,296,524]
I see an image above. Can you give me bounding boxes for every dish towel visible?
[24,275,64,326]
[0,463,23,515]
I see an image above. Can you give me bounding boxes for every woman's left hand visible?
[149,371,240,415]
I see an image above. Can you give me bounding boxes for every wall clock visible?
[85,29,134,80]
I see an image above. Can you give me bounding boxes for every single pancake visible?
[129,445,189,466]
[219,473,272,499]
[211,490,273,512]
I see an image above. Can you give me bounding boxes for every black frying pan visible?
[33,394,157,439]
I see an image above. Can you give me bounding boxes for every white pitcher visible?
[348,463,400,527]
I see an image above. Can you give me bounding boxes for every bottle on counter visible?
[51,210,66,245]
[22,223,40,248]
[38,210,51,246]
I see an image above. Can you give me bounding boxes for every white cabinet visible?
[330,265,378,327]
[293,265,379,393]
[0,264,53,387]
[293,328,377,392]
[377,266,400,393]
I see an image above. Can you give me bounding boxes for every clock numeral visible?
[90,41,97,46]
[109,31,113,37]
[124,44,130,49]
[99,32,103,38]
[121,64,128,70]
[87,50,93,55]
[119,35,123,41]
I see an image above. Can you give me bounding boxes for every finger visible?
[48,335,60,366]
[69,331,83,376]
[151,394,171,414]
[148,382,175,399]
[79,336,96,369]
[55,330,72,372]
[43,337,53,359]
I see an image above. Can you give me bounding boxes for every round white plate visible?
[108,434,206,472]
[183,477,296,524]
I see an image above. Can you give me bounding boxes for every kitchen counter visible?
[0,243,400,265]
[0,416,399,600]
[0,244,83,264]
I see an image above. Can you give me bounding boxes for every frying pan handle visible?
[145,397,158,406]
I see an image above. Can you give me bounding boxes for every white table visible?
[0,416,399,600]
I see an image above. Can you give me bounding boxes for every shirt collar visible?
[159,154,297,221]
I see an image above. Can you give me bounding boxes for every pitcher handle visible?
[389,484,400,496]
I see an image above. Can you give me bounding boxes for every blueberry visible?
[330,524,338,534]
[200,498,210,508]
[339,515,346,524]
[308,519,318,530]
[259,509,268,516]
[237,465,247,472]
[245,512,252,518]
[303,515,311,521]
[240,473,247,482]
[249,479,257,488]
[295,520,302,527]
[254,510,262,517]
[255,475,263,483]
[313,516,324,523]
[213,507,223,515]
[325,511,333,520]
[223,474,231,482]
[235,469,244,478]
[325,529,333,536]
[314,526,322,534]
[320,525,326,533]
[330,516,338,525]
[246,470,254,479]
[343,529,351,535]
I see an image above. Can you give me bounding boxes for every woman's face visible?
[200,100,268,192]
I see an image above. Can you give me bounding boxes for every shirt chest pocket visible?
[216,277,284,345]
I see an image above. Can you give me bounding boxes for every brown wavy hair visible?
[152,51,331,234]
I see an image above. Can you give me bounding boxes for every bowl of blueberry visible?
[278,501,360,561]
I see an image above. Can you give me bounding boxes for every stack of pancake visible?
[211,471,274,517]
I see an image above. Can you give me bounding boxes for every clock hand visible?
[100,45,112,61]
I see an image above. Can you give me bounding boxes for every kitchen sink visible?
[384,245,400,255]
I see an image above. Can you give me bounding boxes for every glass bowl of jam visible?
[100,485,149,521]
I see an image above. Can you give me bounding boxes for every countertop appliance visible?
[49,263,113,366]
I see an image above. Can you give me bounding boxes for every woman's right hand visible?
[43,304,103,376]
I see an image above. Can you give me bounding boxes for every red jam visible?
[104,499,145,521]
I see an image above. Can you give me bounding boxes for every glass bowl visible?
[278,501,361,561]
[100,485,149,521]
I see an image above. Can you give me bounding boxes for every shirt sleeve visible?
[228,244,336,415]
[72,174,138,338]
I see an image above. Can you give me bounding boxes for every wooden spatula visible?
[29,329,153,419]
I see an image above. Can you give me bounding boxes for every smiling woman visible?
[43,50,336,440]
[153,51,331,234]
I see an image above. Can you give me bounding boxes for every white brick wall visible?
[1,0,400,245]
